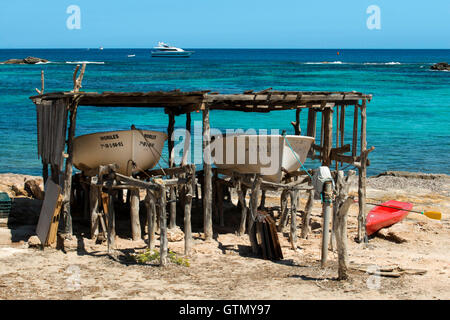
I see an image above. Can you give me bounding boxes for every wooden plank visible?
[36,180,62,246]
[46,194,63,245]
[266,215,283,260]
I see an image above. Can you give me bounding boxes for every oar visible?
[364,202,442,221]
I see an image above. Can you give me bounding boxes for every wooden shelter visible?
[30,69,373,265]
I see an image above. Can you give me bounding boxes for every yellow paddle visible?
[365,202,442,221]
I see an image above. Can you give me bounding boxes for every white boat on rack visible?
[73,129,167,176]
[151,42,194,58]
[211,134,315,183]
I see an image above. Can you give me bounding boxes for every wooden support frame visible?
[31,80,373,260]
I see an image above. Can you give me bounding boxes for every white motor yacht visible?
[151,42,194,57]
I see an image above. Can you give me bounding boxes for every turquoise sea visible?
[0,49,449,176]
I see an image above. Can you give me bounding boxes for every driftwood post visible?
[61,100,78,236]
[333,170,355,280]
[321,181,333,267]
[236,179,247,236]
[248,175,261,254]
[168,112,177,229]
[107,188,116,253]
[184,165,194,255]
[159,187,168,266]
[202,105,213,240]
[301,189,314,239]
[322,108,333,167]
[357,100,367,243]
[336,197,353,280]
[289,190,298,250]
[145,190,157,250]
[291,109,301,135]
[89,177,99,239]
[130,188,141,241]
[181,113,191,166]
[277,189,290,232]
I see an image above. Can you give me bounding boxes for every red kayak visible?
[366,200,413,236]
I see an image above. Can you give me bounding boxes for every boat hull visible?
[151,51,193,57]
[73,129,167,176]
[211,134,314,183]
[366,200,413,236]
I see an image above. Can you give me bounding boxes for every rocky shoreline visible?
[430,62,450,71]
[1,56,49,65]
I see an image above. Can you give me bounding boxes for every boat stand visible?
[79,164,196,265]
[212,168,313,252]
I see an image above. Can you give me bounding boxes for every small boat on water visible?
[211,134,315,183]
[366,200,414,236]
[73,129,167,176]
[151,42,194,58]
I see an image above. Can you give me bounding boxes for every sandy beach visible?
[0,171,448,300]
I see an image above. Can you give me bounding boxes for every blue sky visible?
[0,0,449,48]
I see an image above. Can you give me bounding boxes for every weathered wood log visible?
[277,189,290,231]
[181,112,191,166]
[73,63,86,93]
[168,112,177,229]
[336,197,354,280]
[357,100,368,243]
[130,188,141,241]
[301,189,314,239]
[321,181,333,267]
[184,169,194,255]
[237,181,248,236]
[322,108,333,166]
[107,189,116,253]
[159,188,168,266]
[89,180,99,239]
[291,109,301,135]
[61,100,79,236]
[202,106,213,240]
[306,109,317,159]
[145,190,157,250]
[248,175,261,254]
[289,190,298,250]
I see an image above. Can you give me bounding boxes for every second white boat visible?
[211,134,315,183]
